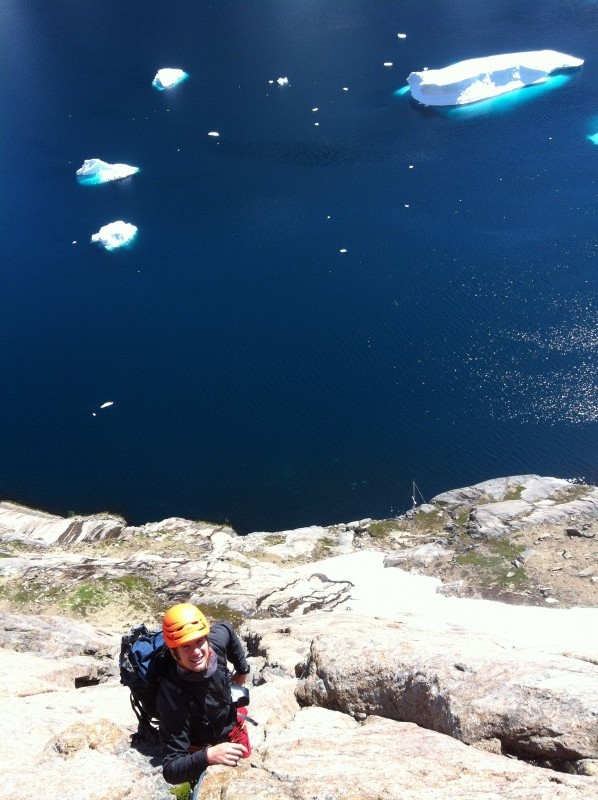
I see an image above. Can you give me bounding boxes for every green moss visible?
[169,783,191,800]
[0,539,38,555]
[486,538,524,560]
[455,539,527,590]
[0,574,161,618]
[247,549,285,565]
[310,536,338,560]
[198,601,245,629]
[228,558,250,569]
[553,484,591,504]
[410,508,447,534]
[455,508,470,527]
[368,521,404,539]
[263,534,286,546]
[503,485,524,501]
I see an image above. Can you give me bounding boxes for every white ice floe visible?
[397,33,407,39]
[407,49,584,107]
[207,131,220,137]
[91,221,138,251]
[99,402,114,409]
[152,68,188,90]
[277,76,289,86]
[76,158,139,185]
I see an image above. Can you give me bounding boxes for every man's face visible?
[176,635,210,672]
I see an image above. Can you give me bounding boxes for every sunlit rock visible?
[407,50,584,107]
[91,221,138,251]
[152,68,188,90]
[75,158,139,185]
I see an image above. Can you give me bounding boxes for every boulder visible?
[295,615,598,765]
[0,501,125,546]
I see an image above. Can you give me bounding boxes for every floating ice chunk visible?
[277,76,289,86]
[152,68,188,90]
[588,133,598,145]
[207,131,220,137]
[76,158,139,185]
[407,50,584,107]
[384,62,393,67]
[397,33,407,39]
[339,248,348,253]
[100,401,114,409]
[91,221,138,251]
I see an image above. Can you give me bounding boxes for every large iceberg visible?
[91,221,138,251]
[152,68,188,90]
[76,158,139,185]
[407,50,584,107]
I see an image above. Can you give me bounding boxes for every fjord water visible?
[2,0,598,533]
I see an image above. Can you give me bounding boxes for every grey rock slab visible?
[0,501,125,545]
[295,615,598,763]
[201,708,598,800]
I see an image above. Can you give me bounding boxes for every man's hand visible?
[206,742,247,767]
[231,671,247,686]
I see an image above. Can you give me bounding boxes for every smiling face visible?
[174,635,211,672]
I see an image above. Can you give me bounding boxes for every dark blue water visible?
[3,0,598,533]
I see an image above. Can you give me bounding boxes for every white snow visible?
[91,221,138,251]
[407,50,584,107]
[301,551,598,661]
[152,68,188,90]
[277,76,289,86]
[76,158,139,185]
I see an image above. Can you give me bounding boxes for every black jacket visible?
[157,622,249,785]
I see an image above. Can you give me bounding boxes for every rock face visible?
[293,614,598,763]
[0,475,597,798]
[0,501,126,545]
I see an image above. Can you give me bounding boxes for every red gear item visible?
[228,707,251,757]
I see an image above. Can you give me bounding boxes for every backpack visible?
[119,623,174,744]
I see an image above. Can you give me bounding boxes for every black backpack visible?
[119,623,174,744]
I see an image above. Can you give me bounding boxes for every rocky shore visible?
[1,474,597,799]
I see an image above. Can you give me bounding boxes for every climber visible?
[158,603,251,799]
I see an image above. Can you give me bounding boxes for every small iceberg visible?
[407,50,584,107]
[152,68,188,90]
[91,221,138,251]
[99,401,114,409]
[76,158,139,185]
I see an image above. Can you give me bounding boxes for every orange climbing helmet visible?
[162,603,210,649]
